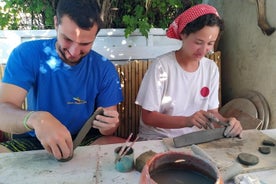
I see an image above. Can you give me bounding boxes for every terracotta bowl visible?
[139,151,223,184]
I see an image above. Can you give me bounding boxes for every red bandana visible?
[166,4,220,40]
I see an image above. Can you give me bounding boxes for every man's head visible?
[54,0,103,65]
[56,0,103,31]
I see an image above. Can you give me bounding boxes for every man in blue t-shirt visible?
[0,0,124,160]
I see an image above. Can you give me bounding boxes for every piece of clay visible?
[237,153,259,166]
[262,139,275,146]
[57,154,74,162]
[258,146,271,154]
[135,150,157,172]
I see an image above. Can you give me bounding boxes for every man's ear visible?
[54,16,58,30]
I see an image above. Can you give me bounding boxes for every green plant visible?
[0,0,56,30]
[115,0,185,38]
[0,0,202,37]
[117,0,202,37]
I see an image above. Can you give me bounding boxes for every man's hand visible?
[29,111,73,160]
[92,108,120,135]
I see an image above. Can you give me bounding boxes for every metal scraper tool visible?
[58,108,104,162]
[173,127,227,148]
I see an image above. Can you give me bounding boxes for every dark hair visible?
[56,0,103,31]
[182,14,224,36]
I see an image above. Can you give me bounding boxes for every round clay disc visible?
[262,139,275,146]
[258,146,271,154]
[58,154,74,162]
[237,153,259,166]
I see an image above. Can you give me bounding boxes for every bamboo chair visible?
[114,60,152,140]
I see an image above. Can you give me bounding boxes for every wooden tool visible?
[73,108,104,149]
[58,108,104,162]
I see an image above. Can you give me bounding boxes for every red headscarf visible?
[166,4,220,40]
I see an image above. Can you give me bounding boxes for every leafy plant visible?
[0,0,202,37]
[0,0,56,30]
[111,0,185,37]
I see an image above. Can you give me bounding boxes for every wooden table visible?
[0,129,275,184]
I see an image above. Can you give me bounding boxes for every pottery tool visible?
[118,132,133,157]
[191,144,243,181]
[207,114,229,127]
[73,108,104,149]
[191,144,216,164]
[173,114,233,148]
[173,113,240,148]
[173,127,227,148]
[119,136,139,159]
[116,135,139,163]
[58,108,104,162]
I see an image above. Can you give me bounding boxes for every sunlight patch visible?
[39,65,47,74]
[46,57,60,70]
[162,96,172,104]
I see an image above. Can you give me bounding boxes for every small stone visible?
[237,153,259,166]
[258,146,271,154]
[262,139,275,146]
[135,150,157,172]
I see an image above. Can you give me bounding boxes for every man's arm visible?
[0,83,73,160]
[0,83,30,134]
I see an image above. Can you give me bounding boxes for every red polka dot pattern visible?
[166,4,220,40]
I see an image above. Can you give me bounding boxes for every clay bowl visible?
[139,151,223,184]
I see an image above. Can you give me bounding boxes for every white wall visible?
[0,28,181,63]
[209,0,276,128]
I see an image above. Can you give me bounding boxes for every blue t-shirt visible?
[3,38,123,136]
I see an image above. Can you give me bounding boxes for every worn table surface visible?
[163,129,276,173]
[0,138,167,184]
[0,129,275,184]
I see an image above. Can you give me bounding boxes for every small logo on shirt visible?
[67,97,87,104]
[200,87,210,97]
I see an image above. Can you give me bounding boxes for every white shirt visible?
[135,51,220,140]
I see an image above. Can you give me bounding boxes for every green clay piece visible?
[237,153,259,166]
[262,139,275,146]
[258,146,271,154]
[58,154,74,162]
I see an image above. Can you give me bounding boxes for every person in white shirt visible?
[135,4,242,140]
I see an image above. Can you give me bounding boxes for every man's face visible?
[54,15,98,65]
